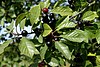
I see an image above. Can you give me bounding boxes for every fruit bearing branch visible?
[69,1,95,21]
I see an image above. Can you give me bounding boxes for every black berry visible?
[9,33,13,38]
[49,18,56,30]
[76,21,84,30]
[74,57,83,62]
[42,13,49,23]
[6,28,10,31]
[0,26,2,30]
[46,41,52,47]
[21,30,28,36]
[85,23,93,26]
[76,13,82,21]
[68,0,73,4]
[45,34,53,47]
[34,28,42,37]
[42,8,48,13]
[87,0,93,3]
[25,19,31,26]
[4,21,9,23]
[1,37,5,41]
[49,13,54,19]
[69,4,75,10]
[54,37,60,41]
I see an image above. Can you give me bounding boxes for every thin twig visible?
[12,32,34,35]
[69,1,95,21]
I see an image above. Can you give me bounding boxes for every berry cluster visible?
[34,27,43,37]
[68,0,75,10]
[42,8,56,30]
[42,8,60,47]
[75,13,94,30]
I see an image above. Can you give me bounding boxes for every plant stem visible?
[69,1,95,21]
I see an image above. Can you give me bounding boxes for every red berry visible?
[38,63,43,67]
[42,8,48,13]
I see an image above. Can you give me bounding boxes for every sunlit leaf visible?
[40,44,48,60]
[20,18,26,29]
[55,41,71,60]
[16,13,26,26]
[19,37,39,58]
[51,6,73,16]
[85,61,93,67]
[56,16,76,31]
[96,29,100,44]
[29,5,40,25]
[82,11,98,21]
[43,23,52,37]
[48,57,59,67]
[60,29,88,43]
[39,0,50,9]
[96,55,100,66]
[38,35,43,43]
[6,20,14,33]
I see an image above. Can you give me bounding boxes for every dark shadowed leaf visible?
[0,39,12,54]
[40,44,48,60]
[16,13,26,26]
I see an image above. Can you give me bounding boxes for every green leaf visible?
[43,23,52,37]
[0,8,5,16]
[96,55,100,66]
[40,44,48,60]
[0,40,12,54]
[94,21,100,28]
[96,29,100,44]
[56,16,76,31]
[19,37,39,58]
[44,0,50,8]
[59,57,65,66]
[39,0,50,9]
[85,61,93,67]
[15,13,26,26]
[38,35,43,43]
[87,52,96,56]
[39,2,44,9]
[48,57,59,67]
[20,18,26,29]
[60,29,88,43]
[0,17,5,26]
[29,5,40,25]
[51,6,73,16]
[6,20,14,33]
[84,30,95,39]
[55,41,71,60]
[82,11,98,21]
